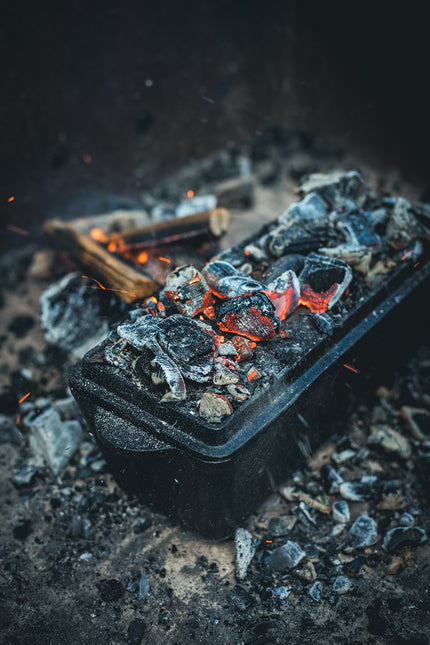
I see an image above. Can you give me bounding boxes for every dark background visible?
[2,1,430,238]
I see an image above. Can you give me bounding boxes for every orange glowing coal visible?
[136,250,149,264]
[298,283,339,314]
[90,227,109,243]
[187,190,194,198]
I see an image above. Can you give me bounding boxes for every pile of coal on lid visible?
[100,170,429,424]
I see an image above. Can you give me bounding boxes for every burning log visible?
[43,219,160,303]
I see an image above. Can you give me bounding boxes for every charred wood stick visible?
[105,207,230,245]
[43,219,160,304]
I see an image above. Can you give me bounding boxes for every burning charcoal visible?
[230,336,256,362]
[298,253,352,313]
[332,500,350,524]
[318,243,372,275]
[163,265,214,318]
[299,170,367,209]
[339,480,374,502]
[213,361,239,385]
[400,406,430,441]
[226,383,251,401]
[217,293,280,341]
[217,340,237,356]
[211,274,266,300]
[267,515,297,537]
[26,407,83,475]
[368,425,411,459]
[235,527,259,580]
[243,243,268,262]
[267,540,306,572]
[247,366,262,383]
[337,210,381,248]
[386,197,424,249]
[278,192,328,226]
[229,585,253,611]
[261,254,305,282]
[308,581,323,602]
[264,270,300,320]
[321,464,343,494]
[348,514,378,549]
[332,576,355,595]
[175,193,217,217]
[383,526,427,552]
[198,392,233,424]
[266,223,335,258]
[40,272,109,359]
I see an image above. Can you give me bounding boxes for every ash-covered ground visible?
[1,130,429,644]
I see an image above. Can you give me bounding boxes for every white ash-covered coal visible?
[92,170,430,426]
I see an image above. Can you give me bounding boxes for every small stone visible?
[267,515,297,537]
[296,560,317,582]
[339,480,374,502]
[399,512,415,527]
[348,514,378,549]
[79,552,93,561]
[368,424,411,459]
[366,599,389,635]
[321,464,343,494]
[383,526,427,552]
[235,528,259,580]
[198,392,233,424]
[308,580,323,602]
[229,585,253,611]
[385,549,413,575]
[332,500,350,524]
[272,586,292,601]
[28,408,83,475]
[331,449,356,464]
[332,575,354,595]
[96,578,124,602]
[267,540,306,572]
[127,618,147,645]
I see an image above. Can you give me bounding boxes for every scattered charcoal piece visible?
[332,500,350,524]
[272,586,291,601]
[0,387,18,415]
[332,448,356,464]
[0,414,18,443]
[383,526,427,553]
[235,528,259,580]
[368,425,411,459]
[27,407,83,475]
[13,519,32,540]
[343,555,367,578]
[12,461,38,487]
[348,514,378,549]
[399,513,415,527]
[312,312,335,336]
[96,578,124,602]
[127,618,147,645]
[266,540,306,572]
[332,575,355,595]
[229,585,253,611]
[267,515,297,537]
[339,480,374,502]
[298,170,366,209]
[366,599,389,636]
[7,314,35,338]
[321,464,343,494]
[308,580,323,602]
[198,392,233,423]
[279,191,328,225]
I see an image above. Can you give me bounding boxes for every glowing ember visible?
[158,256,171,263]
[18,392,31,404]
[137,250,149,264]
[247,368,260,382]
[299,283,339,314]
[90,227,109,242]
[343,364,360,374]
[83,154,92,164]
[81,275,136,298]
[7,224,29,236]
[7,196,15,202]
[187,190,194,198]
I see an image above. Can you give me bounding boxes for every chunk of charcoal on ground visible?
[339,480,374,502]
[272,586,292,601]
[321,464,343,494]
[331,448,356,464]
[0,387,18,415]
[383,526,427,553]
[295,560,317,582]
[368,425,411,459]
[198,392,233,423]
[0,414,19,443]
[399,513,415,527]
[96,578,125,602]
[12,460,39,487]
[385,197,424,249]
[27,407,83,475]
[400,406,430,441]
[344,555,367,578]
[235,528,259,580]
[163,265,214,318]
[7,314,35,338]
[267,540,306,572]
[332,500,350,524]
[229,585,253,611]
[267,516,297,537]
[312,312,335,336]
[348,514,378,549]
[308,580,323,602]
[13,519,32,540]
[127,618,147,645]
[332,575,354,595]
[214,175,255,209]
[39,272,110,359]
[366,599,389,636]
